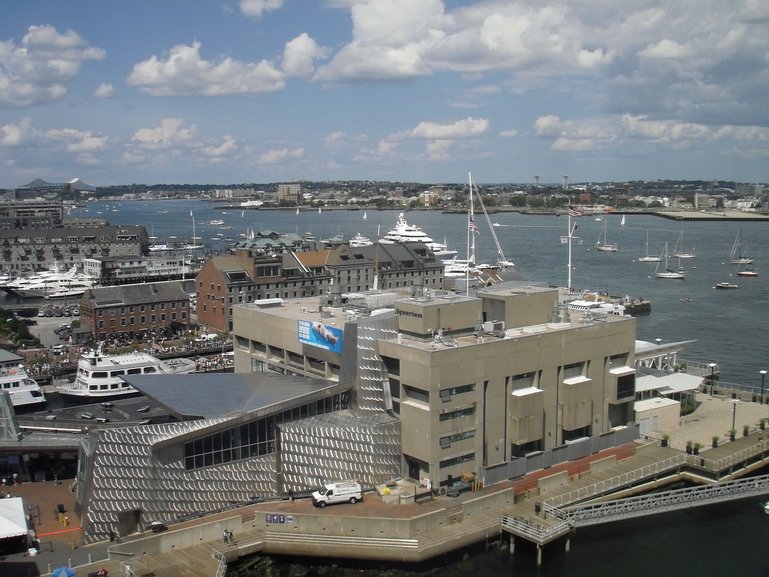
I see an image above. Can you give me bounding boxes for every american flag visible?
[469,215,480,235]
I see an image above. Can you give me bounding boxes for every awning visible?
[511,386,542,397]
[563,375,591,386]
[0,497,28,539]
[636,372,703,396]
[610,366,635,377]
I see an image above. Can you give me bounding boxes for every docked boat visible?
[567,299,626,316]
[55,349,197,401]
[655,242,686,279]
[2,266,96,299]
[729,227,753,265]
[379,213,458,258]
[348,232,373,247]
[240,200,264,208]
[0,350,46,409]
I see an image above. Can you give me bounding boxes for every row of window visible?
[183,392,349,470]
[96,312,185,328]
[97,302,185,316]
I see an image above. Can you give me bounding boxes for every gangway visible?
[557,473,769,527]
[502,474,769,549]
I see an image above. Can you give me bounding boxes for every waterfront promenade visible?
[4,385,769,577]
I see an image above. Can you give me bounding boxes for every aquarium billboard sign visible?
[297,319,344,353]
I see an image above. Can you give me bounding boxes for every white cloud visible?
[126,42,284,96]
[323,131,346,147]
[258,147,304,164]
[132,118,197,150]
[240,0,284,18]
[93,83,115,98]
[0,118,37,146]
[46,128,108,153]
[282,34,329,78]
[202,135,237,160]
[410,117,489,139]
[0,24,105,107]
[499,130,518,138]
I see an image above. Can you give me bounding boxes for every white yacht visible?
[379,213,457,258]
[567,300,626,316]
[2,266,96,299]
[0,349,46,409]
[348,232,373,247]
[56,349,197,401]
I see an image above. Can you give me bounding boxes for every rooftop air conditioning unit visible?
[482,320,505,333]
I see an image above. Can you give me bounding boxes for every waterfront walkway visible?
[4,390,769,576]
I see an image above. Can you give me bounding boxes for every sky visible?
[1,0,768,188]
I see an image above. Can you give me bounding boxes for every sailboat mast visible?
[566,203,572,294]
[467,172,474,296]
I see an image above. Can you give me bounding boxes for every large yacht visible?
[0,349,46,409]
[2,265,96,299]
[55,349,197,401]
[379,213,457,258]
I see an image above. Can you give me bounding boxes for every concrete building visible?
[66,282,639,544]
[80,281,190,341]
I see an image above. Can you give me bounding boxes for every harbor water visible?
[69,199,768,386]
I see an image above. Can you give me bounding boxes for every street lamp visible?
[708,363,717,396]
[731,399,739,440]
[761,370,767,405]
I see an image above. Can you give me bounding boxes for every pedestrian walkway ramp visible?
[558,473,769,527]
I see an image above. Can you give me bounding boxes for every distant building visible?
[0,225,148,274]
[277,183,301,204]
[82,255,192,285]
[14,178,95,201]
[194,241,444,332]
[80,281,190,340]
[0,200,65,230]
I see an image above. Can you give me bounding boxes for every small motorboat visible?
[714,282,739,290]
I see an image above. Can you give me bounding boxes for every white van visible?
[311,481,363,507]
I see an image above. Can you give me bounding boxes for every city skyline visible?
[1,0,768,188]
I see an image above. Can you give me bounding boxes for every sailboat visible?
[638,230,661,262]
[472,182,514,268]
[729,227,753,264]
[363,211,367,220]
[655,243,686,279]
[673,230,695,259]
[596,219,618,252]
[620,214,626,227]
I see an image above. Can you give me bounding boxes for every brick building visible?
[80,281,190,341]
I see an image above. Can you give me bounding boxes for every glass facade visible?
[183,391,349,470]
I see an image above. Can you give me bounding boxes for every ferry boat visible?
[0,349,46,409]
[567,299,626,316]
[55,349,197,401]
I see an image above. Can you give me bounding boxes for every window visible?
[439,406,475,421]
[403,385,429,403]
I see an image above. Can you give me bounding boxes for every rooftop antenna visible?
[534,175,540,187]
[563,175,569,189]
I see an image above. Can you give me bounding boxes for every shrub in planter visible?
[693,443,702,455]
[661,435,670,447]
[712,435,720,448]
[743,424,750,437]
[686,441,693,455]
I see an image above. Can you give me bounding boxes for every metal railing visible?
[564,474,769,526]
[542,453,686,509]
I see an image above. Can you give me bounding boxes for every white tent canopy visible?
[0,497,28,539]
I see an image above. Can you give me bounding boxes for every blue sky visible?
[1,0,768,187]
